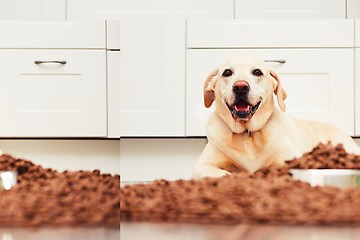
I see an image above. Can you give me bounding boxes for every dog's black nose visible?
[233,81,250,95]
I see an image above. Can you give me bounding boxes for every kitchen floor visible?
[122,222,360,240]
[0,227,119,240]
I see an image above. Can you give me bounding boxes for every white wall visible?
[120,138,206,182]
[0,140,120,175]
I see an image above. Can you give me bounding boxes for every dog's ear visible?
[203,69,218,108]
[270,69,287,112]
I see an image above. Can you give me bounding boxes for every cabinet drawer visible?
[186,49,354,136]
[0,0,65,20]
[67,0,233,20]
[235,0,345,19]
[0,21,105,49]
[187,19,354,48]
[0,50,107,137]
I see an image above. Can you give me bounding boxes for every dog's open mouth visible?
[227,100,261,120]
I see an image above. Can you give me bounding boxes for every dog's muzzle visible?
[227,100,261,120]
[226,81,261,120]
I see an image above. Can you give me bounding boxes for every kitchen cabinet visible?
[355,20,360,136]
[235,0,345,19]
[0,49,107,137]
[0,0,65,20]
[106,20,121,138]
[107,51,121,138]
[113,20,185,136]
[186,20,355,137]
[0,21,107,137]
[347,0,360,18]
[0,21,105,49]
[356,49,360,136]
[187,19,353,48]
[66,0,233,20]
[106,21,120,138]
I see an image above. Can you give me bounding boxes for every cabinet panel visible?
[107,51,120,138]
[0,0,65,20]
[235,0,345,19]
[348,0,360,19]
[0,21,105,49]
[118,20,185,136]
[356,20,360,47]
[0,50,107,137]
[186,49,354,136]
[67,0,233,20]
[356,49,360,136]
[187,19,354,48]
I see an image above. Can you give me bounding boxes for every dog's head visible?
[204,56,287,133]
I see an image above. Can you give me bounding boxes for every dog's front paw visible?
[192,166,231,179]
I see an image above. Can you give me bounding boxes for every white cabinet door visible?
[67,0,233,20]
[107,51,120,138]
[118,20,185,136]
[0,0,65,20]
[0,50,107,137]
[235,0,345,19]
[356,48,360,136]
[351,21,359,136]
[186,49,354,136]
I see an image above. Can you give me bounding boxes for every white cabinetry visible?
[115,20,185,136]
[235,0,345,19]
[107,20,186,137]
[106,21,121,138]
[0,0,65,20]
[186,20,355,137]
[356,20,360,136]
[66,0,233,20]
[107,51,121,138]
[0,21,107,137]
[356,49,360,136]
[187,19,353,48]
[347,0,360,18]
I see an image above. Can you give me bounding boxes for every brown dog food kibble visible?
[0,154,120,227]
[120,143,360,225]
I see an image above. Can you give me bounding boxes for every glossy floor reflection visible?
[121,222,360,240]
[0,227,119,240]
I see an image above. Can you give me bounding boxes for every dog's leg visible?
[192,143,232,179]
[192,165,231,179]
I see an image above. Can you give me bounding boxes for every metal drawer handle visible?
[34,60,67,65]
[265,59,286,64]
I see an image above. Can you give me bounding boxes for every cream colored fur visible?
[192,56,360,179]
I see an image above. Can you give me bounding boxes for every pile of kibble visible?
[120,143,360,225]
[0,154,120,227]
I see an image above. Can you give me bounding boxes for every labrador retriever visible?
[192,56,360,179]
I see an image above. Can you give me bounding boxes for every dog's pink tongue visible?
[235,101,250,112]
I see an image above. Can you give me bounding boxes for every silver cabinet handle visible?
[265,59,286,64]
[34,60,67,65]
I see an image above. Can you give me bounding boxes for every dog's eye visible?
[222,69,233,77]
[252,69,263,77]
